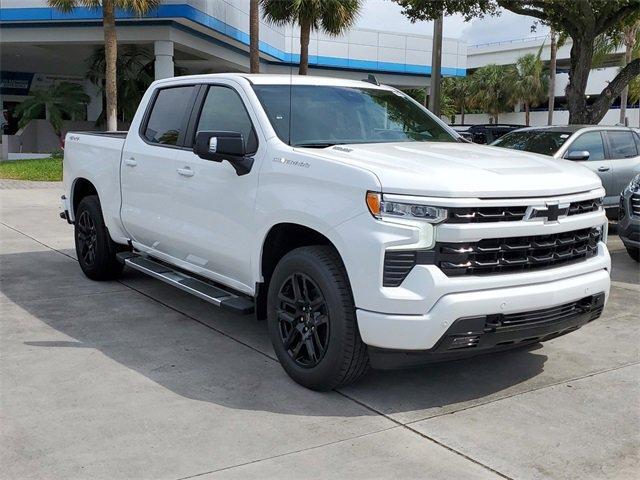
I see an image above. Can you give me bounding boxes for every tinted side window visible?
[144,86,195,146]
[567,132,605,161]
[607,131,638,158]
[196,86,257,153]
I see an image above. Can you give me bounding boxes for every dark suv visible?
[619,174,640,261]
[451,124,523,144]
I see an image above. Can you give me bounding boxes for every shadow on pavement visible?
[3,249,548,418]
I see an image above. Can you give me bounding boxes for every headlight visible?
[366,192,447,223]
[625,173,640,192]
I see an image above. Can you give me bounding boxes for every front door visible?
[172,82,263,292]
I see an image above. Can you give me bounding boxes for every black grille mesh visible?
[437,227,600,276]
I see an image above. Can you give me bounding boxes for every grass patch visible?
[0,157,63,181]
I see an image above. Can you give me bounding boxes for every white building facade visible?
[0,0,466,131]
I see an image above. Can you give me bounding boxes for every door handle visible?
[177,167,194,177]
[597,166,610,172]
[124,157,137,167]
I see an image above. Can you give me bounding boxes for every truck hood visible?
[305,142,602,198]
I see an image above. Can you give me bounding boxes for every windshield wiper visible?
[292,142,338,148]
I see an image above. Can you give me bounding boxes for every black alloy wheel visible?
[76,210,98,267]
[276,273,330,368]
[74,195,125,280]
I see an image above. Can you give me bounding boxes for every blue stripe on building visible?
[0,4,466,77]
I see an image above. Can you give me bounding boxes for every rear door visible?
[562,130,613,203]
[603,129,640,199]
[120,85,198,256]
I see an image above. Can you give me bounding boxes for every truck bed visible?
[63,131,127,242]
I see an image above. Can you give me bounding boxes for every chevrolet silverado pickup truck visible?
[61,74,611,390]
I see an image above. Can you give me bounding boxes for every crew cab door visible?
[120,85,198,257]
[562,130,614,205]
[603,130,640,199]
[172,82,263,292]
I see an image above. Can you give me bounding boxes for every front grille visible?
[497,296,604,330]
[632,192,640,217]
[436,227,600,276]
[437,294,605,352]
[447,198,601,223]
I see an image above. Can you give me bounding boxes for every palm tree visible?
[547,29,557,125]
[443,76,471,124]
[86,45,155,124]
[261,0,362,75]
[468,64,516,124]
[511,53,548,126]
[15,82,90,136]
[629,75,640,127]
[619,21,639,124]
[48,1,159,131]
[250,0,260,73]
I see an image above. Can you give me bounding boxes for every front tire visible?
[74,195,124,280]
[267,246,369,391]
[626,246,640,262]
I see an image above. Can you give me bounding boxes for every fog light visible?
[448,335,480,350]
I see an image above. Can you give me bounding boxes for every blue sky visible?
[357,0,550,45]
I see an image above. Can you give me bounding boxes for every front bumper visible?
[368,293,605,369]
[356,266,610,351]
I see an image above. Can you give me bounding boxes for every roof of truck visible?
[155,73,393,89]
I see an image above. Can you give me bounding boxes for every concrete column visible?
[154,40,174,80]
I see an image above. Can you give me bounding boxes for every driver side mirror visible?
[565,150,590,161]
[193,131,254,176]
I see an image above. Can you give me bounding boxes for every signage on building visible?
[1,72,84,96]
[0,72,34,95]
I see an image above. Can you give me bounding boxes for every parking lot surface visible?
[1,181,638,480]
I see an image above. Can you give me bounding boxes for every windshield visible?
[252,85,457,147]
[491,130,572,156]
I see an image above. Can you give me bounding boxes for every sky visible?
[356,0,550,46]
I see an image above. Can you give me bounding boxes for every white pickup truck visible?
[61,74,611,390]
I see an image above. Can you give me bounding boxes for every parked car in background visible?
[451,124,523,144]
[492,126,640,217]
[618,174,640,261]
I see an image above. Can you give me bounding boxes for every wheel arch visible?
[256,222,349,320]
[70,177,99,218]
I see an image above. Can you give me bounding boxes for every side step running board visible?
[117,252,254,315]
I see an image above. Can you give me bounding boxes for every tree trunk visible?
[547,30,557,125]
[249,0,260,73]
[566,33,594,124]
[103,0,118,132]
[299,19,311,75]
[589,58,640,124]
[525,103,530,126]
[619,45,632,124]
[461,107,465,125]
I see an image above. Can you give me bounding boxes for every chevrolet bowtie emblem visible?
[524,202,570,222]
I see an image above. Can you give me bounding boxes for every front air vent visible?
[383,250,417,287]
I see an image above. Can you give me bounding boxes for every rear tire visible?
[267,246,369,391]
[626,246,640,262]
[74,195,124,280]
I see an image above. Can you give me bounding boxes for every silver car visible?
[491,125,640,216]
